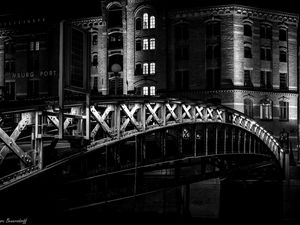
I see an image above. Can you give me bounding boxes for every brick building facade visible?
[0,0,299,157]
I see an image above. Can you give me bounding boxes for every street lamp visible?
[111,63,121,95]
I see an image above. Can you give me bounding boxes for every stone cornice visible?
[170,4,298,24]
[0,16,47,28]
[72,16,103,27]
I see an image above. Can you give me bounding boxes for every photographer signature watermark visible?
[0,218,28,224]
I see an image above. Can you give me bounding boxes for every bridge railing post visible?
[34,111,43,169]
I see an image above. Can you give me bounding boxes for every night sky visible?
[0,0,299,18]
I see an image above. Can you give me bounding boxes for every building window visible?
[175,23,189,41]
[4,61,15,73]
[244,98,253,117]
[260,47,272,61]
[27,79,39,97]
[175,46,189,60]
[260,99,273,120]
[279,29,287,41]
[135,63,142,75]
[93,77,98,92]
[206,44,220,60]
[206,22,220,38]
[150,38,155,50]
[29,41,34,51]
[150,62,155,74]
[260,25,272,39]
[244,70,253,87]
[244,24,252,37]
[143,39,149,50]
[136,39,142,51]
[260,71,272,89]
[143,86,148,95]
[143,63,148,75]
[136,18,142,30]
[279,101,289,121]
[92,55,98,66]
[5,81,15,100]
[92,35,98,45]
[280,49,287,62]
[280,73,288,90]
[150,16,155,29]
[150,86,156,95]
[244,46,252,58]
[143,13,149,29]
[175,70,189,90]
[206,69,220,89]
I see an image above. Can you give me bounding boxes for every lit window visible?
[143,86,148,95]
[143,63,148,74]
[279,101,289,121]
[150,38,155,50]
[150,16,155,29]
[30,42,34,51]
[143,13,148,29]
[143,39,148,50]
[150,62,155,74]
[260,99,272,120]
[150,86,155,95]
[35,41,39,51]
[244,99,253,118]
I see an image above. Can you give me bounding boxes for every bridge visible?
[0,96,288,220]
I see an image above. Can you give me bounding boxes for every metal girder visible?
[90,105,114,137]
[0,113,32,165]
[120,104,141,132]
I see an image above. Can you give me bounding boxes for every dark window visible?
[244,99,253,117]
[206,69,220,89]
[175,70,189,90]
[244,46,252,58]
[244,70,253,87]
[175,23,189,41]
[261,47,272,61]
[136,39,142,51]
[92,55,98,66]
[280,73,288,90]
[108,33,123,49]
[108,54,123,72]
[260,99,272,120]
[279,101,289,121]
[92,35,98,45]
[93,77,98,92]
[135,64,142,75]
[136,18,142,30]
[260,25,272,39]
[27,80,39,97]
[5,82,15,100]
[206,22,220,38]
[175,46,189,60]
[279,29,287,41]
[108,5,122,28]
[280,50,287,62]
[244,24,252,36]
[260,71,272,89]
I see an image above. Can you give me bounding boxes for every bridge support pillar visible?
[34,111,43,169]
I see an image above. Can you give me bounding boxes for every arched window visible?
[244,24,252,37]
[136,18,142,30]
[280,49,287,62]
[244,98,253,117]
[135,63,142,75]
[150,62,155,74]
[143,63,148,74]
[150,86,156,95]
[279,28,287,41]
[92,55,98,66]
[260,99,273,120]
[279,101,289,120]
[143,39,148,50]
[136,39,142,51]
[244,45,252,58]
[92,34,98,45]
[150,38,155,50]
[143,13,149,29]
[150,16,155,29]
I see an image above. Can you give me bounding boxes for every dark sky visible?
[0,0,299,18]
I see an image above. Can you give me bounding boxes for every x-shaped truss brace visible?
[0,113,32,165]
[90,105,114,138]
[182,105,192,120]
[146,103,162,126]
[166,103,178,122]
[120,104,141,132]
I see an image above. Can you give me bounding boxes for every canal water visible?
[62,177,300,224]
